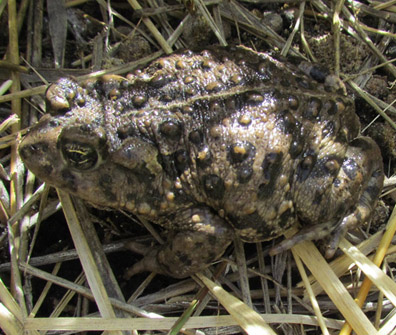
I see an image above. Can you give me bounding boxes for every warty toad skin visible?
[19,46,384,278]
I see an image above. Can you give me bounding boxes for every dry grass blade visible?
[0,302,23,335]
[47,0,67,68]
[28,262,63,318]
[23,314,344,331]
[127,0,172,53]
[0,114,19,133]
[291,240,379,335]
[21,262,162,319]
[339,238,396,308]
[0,278,23,323]
[0,80,13,96]
[303,230,385,296]
[193,0,227,46]
[348,80,396,130]
[56,190,123,335]
[292,252,329,335]
[196,273,277,335]
[339,204,396,334]
[0,51,163,104]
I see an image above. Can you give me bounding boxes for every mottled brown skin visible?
[19,46,384,278]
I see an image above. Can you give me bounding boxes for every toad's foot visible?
[124,206,233,278]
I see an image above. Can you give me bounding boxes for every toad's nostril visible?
[19,142,49,160]
[29,144,39,152]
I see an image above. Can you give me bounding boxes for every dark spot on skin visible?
[130,165,156,186]
[304,97,322,120]
[279,208,292,228]
[237,166,253,183]
[230,211,262,229]
[342,158,358,180]
[160,120,182,140]
[296,152,316,182]
[189,130,203,145]
[364,185,381,200]
[202,174,225,199]
[228,142,256,165]
[262,152,283,181]
[296,78,311,90]
[309,66,327,83]
[335,202,347,217]
[322,100,337,115]
[276,110,299,134]
[157,154,178,179]
[176,252,192,266]
[289,136,304,159]
[174,150,188,174]
[258,152,284,200]
[333,178,341,187]
[173,188,191,204]
[230,211,279,241]
[258,182,274,199]
[351,138,372,151]
[117,126,138,140]
[334,128,348,144]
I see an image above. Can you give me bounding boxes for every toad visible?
[19,46,384,278]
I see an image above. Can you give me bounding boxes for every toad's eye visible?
[61,141,98,170]
[58,124,108,171]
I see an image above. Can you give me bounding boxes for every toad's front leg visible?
[126,206,233,278]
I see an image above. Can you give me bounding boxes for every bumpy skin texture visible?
[19,46,384,278]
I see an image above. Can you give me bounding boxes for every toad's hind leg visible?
[325,137,384,257]
[125,206,233,278]
[271,137,383,257]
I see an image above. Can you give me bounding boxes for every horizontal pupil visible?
[62,142,98,170]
